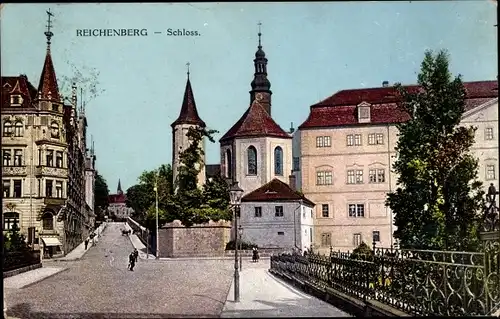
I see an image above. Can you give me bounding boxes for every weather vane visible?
[257,21,262,47]
[186,62,190,79]
[45,9,54,47]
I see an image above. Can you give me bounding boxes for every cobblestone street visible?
[5,223,234,318]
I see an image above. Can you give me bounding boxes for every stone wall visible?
[159,220,231,258]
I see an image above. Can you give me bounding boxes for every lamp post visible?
[229,181,244,303]
[154,171,160,260]
[238,225,243,270]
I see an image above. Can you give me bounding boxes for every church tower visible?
[249,23,272,116]
[171,65,207,188]
[117,179,123,195]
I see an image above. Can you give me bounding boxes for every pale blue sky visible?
[1,2,497,192]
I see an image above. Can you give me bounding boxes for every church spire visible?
[250,22,272,116]
[37,9,60,103]
[117,179,123,195]
[171,64,206,128]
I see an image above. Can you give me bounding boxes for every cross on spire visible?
[257,21,262,48]
[186,62,190,79]
[45,9,54,50]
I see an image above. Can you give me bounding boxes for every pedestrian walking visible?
[133,248,139,263]
[128,252,136,271]
[84,239,89,250]
[255,247,260,262]
[252,247,258,262]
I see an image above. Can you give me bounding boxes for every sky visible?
[1,2,497,193]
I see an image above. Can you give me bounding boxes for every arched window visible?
[4,212,20,231]
[14,121,23,137]
[225,149,232,179]
[3,121,12,135]
[247,146,257,175]
[274,146,283,175]
[50,122,59,138]
[42,211,54,230]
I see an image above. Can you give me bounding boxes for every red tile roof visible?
[242,178,315,207]
[171,78,206,128]
[299,80,498,129]
[37,50,60,102]
[1,75,38,109]
[109,193,127,204]
[220,97,292,142]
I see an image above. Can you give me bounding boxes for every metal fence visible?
[270,245,500,316]
[3,250,41,272]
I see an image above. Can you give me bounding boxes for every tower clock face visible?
[256,93,263,101]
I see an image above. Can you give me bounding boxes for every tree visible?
[94,172,110,221]
[386,50,484,251]
[4,221,29,252]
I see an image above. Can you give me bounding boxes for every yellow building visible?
[295,80,498,254]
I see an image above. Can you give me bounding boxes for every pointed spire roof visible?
[37,9,60,102]
[117,179,123,194]
[219,93,291,142]
[250,22,271,93]
[171,66,206,128]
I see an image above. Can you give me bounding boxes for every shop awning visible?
[41,237,62,247]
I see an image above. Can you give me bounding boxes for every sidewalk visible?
[123,223,156,259]
[220,268,351,317]
[51,222,107,261]
[4,266,67,289]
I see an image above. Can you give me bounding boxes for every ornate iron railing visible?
[270,246,500,316]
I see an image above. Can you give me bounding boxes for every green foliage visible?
[94,172,110,221]
[350,242,373,260]
[3,221,29,252]
[386,50,484,251]
[225,240,258,250]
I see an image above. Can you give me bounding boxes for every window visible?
[485,127,494,140]
[348,204,365,218]
[52,103,59,112]
[347,170,356,184]
[356,170,364,184]
[316,171,333,185]
[46,180,53,197]
[487,165,496,180]
[55,181,63,198]
[316,136,331,148]
[225,149,232,179]
[321,233,331,247]
[13,149,23,166]
[46,150,54,167]
[254,206,262,218]
[353,233,362,247]
[3,121,12,135]
[376,134,383,145]
[13,180,22,198]
[274,146,283,175]
[4,212,20,231]
[247,146,257,175]
[42,212,54,230]
[358,107,370,119]
[3,150,11,166]
[368,133,376,145]
[275,206,284,217]
[3,180,11,198]
[347,135,354,146]
[56,151,63,168]
[322,204,329,217]
[310,227,313,242]
[293,157,300,171]
[277,232,285,236]
[11,95,21,105]
[373,231,380,242]
[14,121,23,137]
[369,169,385,183]
[50,122,59,138]
[354,134,361,146]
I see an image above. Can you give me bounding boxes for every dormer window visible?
[10,95,22,106]
[357,102,371,123]
[50,122,60,138]
[52,103,59,112]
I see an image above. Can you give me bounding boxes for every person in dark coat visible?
[128,252,136,271]
[84,239,89,250]
[252,247,258,262]
[133,248,139,263]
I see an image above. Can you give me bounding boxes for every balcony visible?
[44,197,66,206]
[2,165,28,176]
[35,166,68,178]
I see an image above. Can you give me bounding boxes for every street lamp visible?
[154,171,160,260]
[238,225,243,270]
[229,181,244,303]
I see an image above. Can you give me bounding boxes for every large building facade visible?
[1,14,96,257]
[296,81,499,254]
[108,180,134,220]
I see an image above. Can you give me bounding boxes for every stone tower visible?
[171,67,207,188]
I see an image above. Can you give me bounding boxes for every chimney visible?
[289,122,295,134]
[382,81,389,87]
[289,173,297,191]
